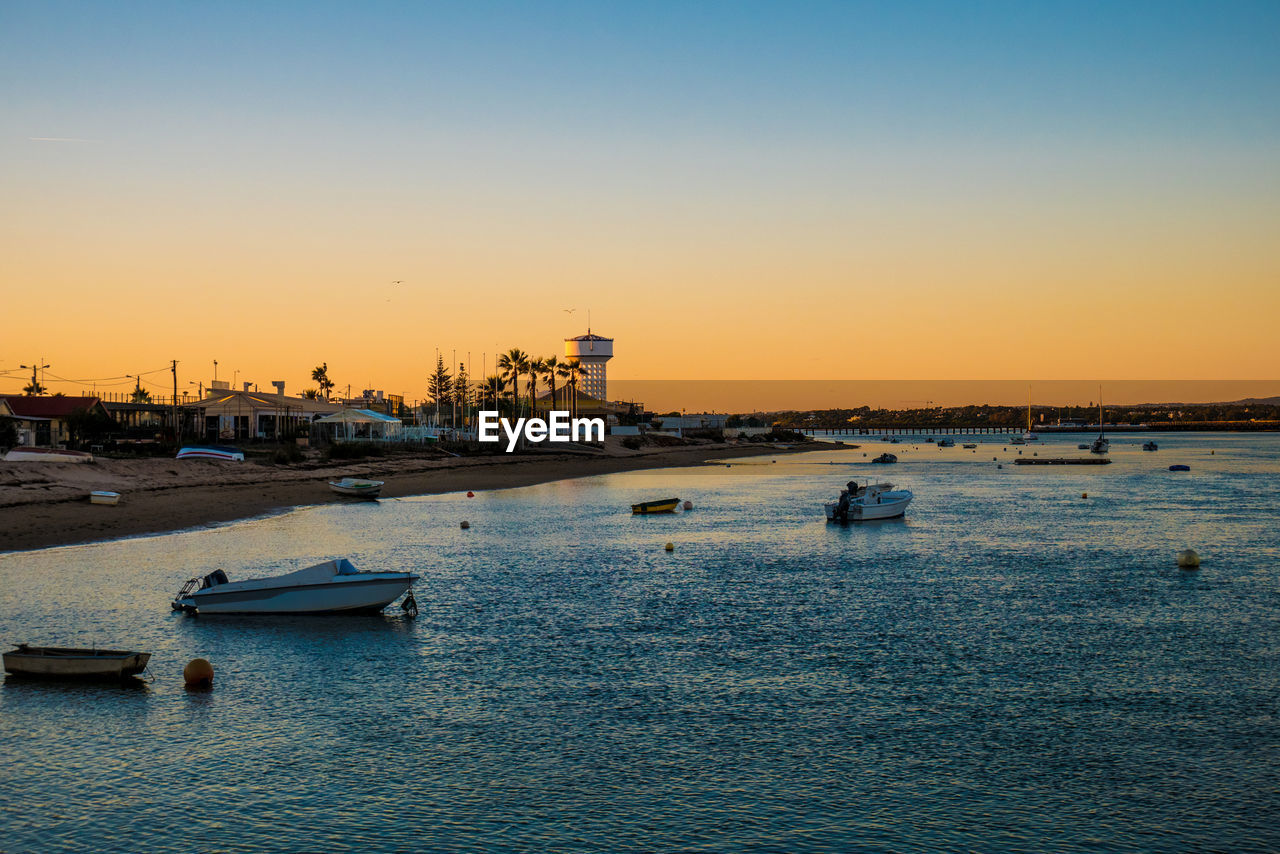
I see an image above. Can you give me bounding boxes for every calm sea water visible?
[1,433,1278,853]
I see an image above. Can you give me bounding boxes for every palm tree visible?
[479,375,504,411]
[22,381,45,395]
[311,363,335,400]
[526,357,546,415]
[558,359,588,419]
[130,378,152,403]
[542,356,560,411]
[301,388,319,400]
[497,349,529,416]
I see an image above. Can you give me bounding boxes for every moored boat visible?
[177,445,245,461]
[632,498,680,514]
[3,644,150,680]
[1142,441,1158,451]
[172,558,417,615]
[962,443,977,449]
[89,491,120,506]
[1169,464,1190,472]
[4,447,93,463]
[871,453,898,464]
[937,439,955,448]
[825,481,913,522]
[329,477,384,498]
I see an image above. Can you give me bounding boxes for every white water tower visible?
[564,330,613,402]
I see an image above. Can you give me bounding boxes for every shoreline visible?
[0,441,832,554]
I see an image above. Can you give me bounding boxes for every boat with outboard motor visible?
[171,558,417,615]
[825,480,913,522]
[870,453,898,464]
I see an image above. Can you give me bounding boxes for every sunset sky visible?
[3,1,1277,404]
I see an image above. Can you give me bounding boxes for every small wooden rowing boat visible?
[3,644,150,680]
[632,498,680,514]
[329,477,384,498]
[89,491,121,506]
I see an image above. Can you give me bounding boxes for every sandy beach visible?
[0,439,831,553]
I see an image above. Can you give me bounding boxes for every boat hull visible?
[89,491,120,506]
[825,492,913,521]
[329,479,384,498]
[4,647,150,680]
[177,446,245,461]
[632,498,680,514]
[177,575,413,615]
[4,448,93,463]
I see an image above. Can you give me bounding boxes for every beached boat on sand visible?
[89,491,120,506]
[172,558,417,615]
[4,447,93,463]
[3,644,150,680]
[632,498,680,514]
[177,445,245,461]
[328,477,384,498]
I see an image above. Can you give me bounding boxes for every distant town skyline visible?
[3,2,1277,394]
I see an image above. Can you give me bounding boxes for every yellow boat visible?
[631,498,680,515]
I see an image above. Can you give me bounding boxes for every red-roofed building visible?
[0,395,111,448]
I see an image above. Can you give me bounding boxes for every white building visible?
[564,330,613,402]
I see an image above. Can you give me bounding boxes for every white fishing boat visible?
[825,481,913,521]
[171,558,417,615]
[328,477,384,498]
[176,445,245,461]
[937,438,955,447]
[3,644,150,680]
[3,447,93,463]
[89,491,120,506]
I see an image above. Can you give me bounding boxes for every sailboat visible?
[1022,384,1039,441]
[1090,386,1109,454]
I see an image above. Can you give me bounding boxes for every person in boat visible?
[835,489,851,523]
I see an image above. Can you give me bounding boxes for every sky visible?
[2,1,1278,405]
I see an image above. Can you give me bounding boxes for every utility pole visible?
[171,360,179,443]
[20,359,49,394]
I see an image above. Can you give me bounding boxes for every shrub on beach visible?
[326,442,386,460]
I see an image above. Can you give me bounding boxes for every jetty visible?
[1014,457,1111,465]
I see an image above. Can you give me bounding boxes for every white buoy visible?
[1177,549,1200,569]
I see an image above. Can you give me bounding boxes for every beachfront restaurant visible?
[313,408,405,442]
[184,390,341,442]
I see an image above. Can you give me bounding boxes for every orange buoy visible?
[664,542,674,551]
[184,658,214,689]
[466,491,475,497]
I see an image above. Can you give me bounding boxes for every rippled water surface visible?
[2,433,1279,852]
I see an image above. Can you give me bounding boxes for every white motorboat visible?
[1009,435,1026,445]
[171,558,417,615]
[4,447,93,463]
[825,481,914,522]
[328,477,384,498]
[89,491,120,506]
[937,438,955,447]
